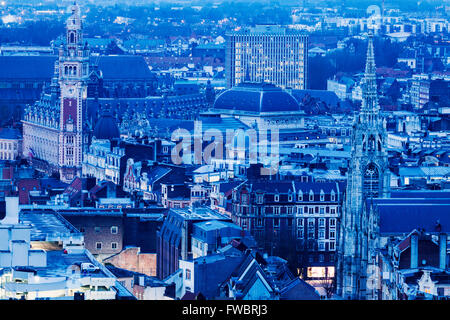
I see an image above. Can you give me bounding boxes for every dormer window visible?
[331,190,336,202]
[309,190,314,201]
[257,194,264,204]
[320,190,325,202]
[274,194,279,202]
[298,191,303,201]
[288,194,293,202]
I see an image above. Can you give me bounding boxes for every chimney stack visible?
[439,234,447,270]
[410,233,419,269]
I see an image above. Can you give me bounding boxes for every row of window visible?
[78,226,119,234]
[250,217,337,229]
[0,142,17,150]
[247,192,337,204]
[95,242,118,250]
[299,218,337,227]
[238,205,338,216]
[296,228,336,240]
[296,239,336,252]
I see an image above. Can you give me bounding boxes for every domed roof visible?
[213,82,300,114]
[93,111,120,140]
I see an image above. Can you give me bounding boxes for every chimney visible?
[439,234,447,270]
[410,233,419,269]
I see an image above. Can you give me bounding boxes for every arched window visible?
[363,163,380,199]
[70,32,75,44]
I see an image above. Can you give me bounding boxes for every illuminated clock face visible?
[64,85,76,97]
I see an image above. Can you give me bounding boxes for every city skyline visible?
[0,0,449,305]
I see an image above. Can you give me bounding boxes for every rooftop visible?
[19,210,81,241]
[213,82,302,115]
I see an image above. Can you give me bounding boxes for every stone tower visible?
[58,3,90,182]
[336,34,389,300]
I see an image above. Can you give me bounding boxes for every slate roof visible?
[279,278,320,300]
[374,198,450,235]
[0,56,56,80]
[227,252,275,299]
[244,180,340,195]
[191,252,245,298]
[0,55,154,81]
[390,190,450,199]
[217,180,245,196]
[0,128,21,140]
[93,111,120,140]
[214,82,301,114]
[92,55,156,80]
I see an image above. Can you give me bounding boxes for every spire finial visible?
[365,33,376,77]
[361,34,379,114]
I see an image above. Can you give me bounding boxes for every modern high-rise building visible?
[226,25,308,89]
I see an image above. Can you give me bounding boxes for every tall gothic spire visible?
[336,33,389,301]
[361,34,379,115]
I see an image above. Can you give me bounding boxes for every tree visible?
[308,56,334,90]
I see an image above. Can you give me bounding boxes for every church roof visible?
[92,55,156,80]
[0,56,56,80]
[374,198,450,235]
[213,82,301,114]
[0,55,155,81]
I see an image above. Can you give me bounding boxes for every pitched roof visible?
[374,198,450,235]
[92,55,155,80]
[279,278,320,300]
[0,55,155,81]
[0,55,56,79]
[0,128,21,140]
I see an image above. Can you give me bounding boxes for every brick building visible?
[62,211,124,260]
[230,179,343,279]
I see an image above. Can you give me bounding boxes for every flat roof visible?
[19,211,80,241]
[34,250,106,278]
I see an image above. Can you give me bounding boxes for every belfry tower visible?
[336,34,389,300]
[58,3,90,182]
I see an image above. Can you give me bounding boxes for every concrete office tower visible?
[226,25,308,89]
